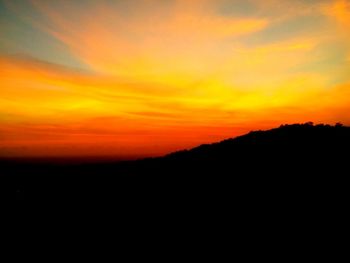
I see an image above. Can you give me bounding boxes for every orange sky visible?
[1,0,350,158]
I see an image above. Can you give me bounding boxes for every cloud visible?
[324,0,350,27]
[1,0,350,157]
[25,0,268,82]
[322,0,350,69]
[24,0,334,90]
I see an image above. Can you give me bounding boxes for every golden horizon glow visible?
[1,0,350,157]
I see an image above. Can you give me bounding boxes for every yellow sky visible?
[1,0,350,157]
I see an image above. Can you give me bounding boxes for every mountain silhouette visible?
[2,122,349,208]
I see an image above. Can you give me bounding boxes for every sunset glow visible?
[1,0,350,158]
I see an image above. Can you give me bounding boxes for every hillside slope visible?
[2,123,349,205]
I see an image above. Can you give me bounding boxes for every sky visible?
[1,0,350,158]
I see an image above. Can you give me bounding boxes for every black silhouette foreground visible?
[2,123,349,207]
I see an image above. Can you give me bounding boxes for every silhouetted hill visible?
[2,123,349,208]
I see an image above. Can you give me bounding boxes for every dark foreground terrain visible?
[1,123,349,209]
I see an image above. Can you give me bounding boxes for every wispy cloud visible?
[324,0,350,27]
[1,0,350,157]
[23,1,268,80]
